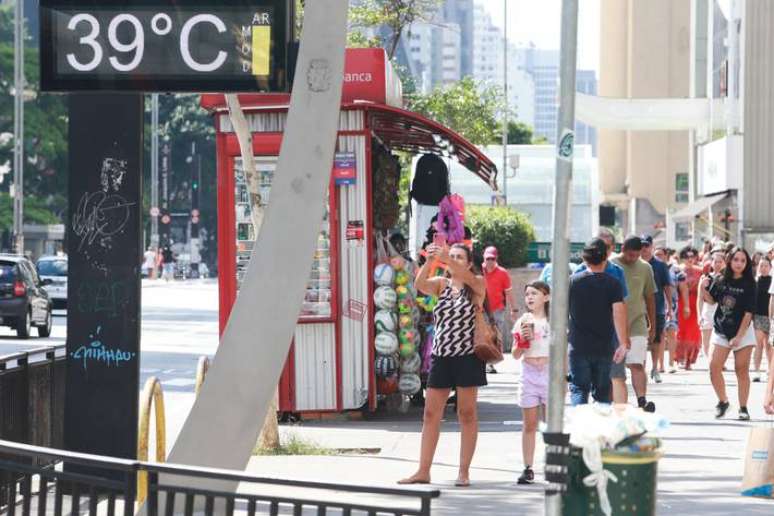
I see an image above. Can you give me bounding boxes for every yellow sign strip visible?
[252,26,271,76]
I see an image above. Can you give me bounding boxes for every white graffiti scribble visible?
[72,191,135,251]
[100,158,127,193]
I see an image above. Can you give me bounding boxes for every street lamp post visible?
[502,0,508,205]
[13,0,25,255]
[545,1,579,515]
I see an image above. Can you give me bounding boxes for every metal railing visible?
[0,439,440,515]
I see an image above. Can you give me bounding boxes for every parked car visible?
[0,255,53,338]
[36,255,68,309]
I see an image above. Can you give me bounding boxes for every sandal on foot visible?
[397,476,430,485]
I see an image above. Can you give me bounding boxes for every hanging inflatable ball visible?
[399,373,422,395]
[374,286,397,310]
[400,352,422,374]
[399,314,413,329]
[395,285,410,299]
[375,354,398,377]
[373,263,395,286]
[395,270,410,286]
[398,297,413,314]
[374,332,399,356]
[399,328,417,346]
[374,310,398,333]
[377,374,399,395]
[399,341,416,358]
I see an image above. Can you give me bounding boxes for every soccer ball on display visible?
[399,328,416,345]
[374,310,397,333]
[400,353,422,374]
[375,354,398,377]
[373,264,395,286]
[398,314,413,329]
[395,270,410,286]
[377,374,399,394]
[398,297,413,314]
[374,332,399,355]
[374,286,397,310]
[399,373,422,395]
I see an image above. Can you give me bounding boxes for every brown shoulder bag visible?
[473,299,504,364]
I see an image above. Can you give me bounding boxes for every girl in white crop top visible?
[511,281,551,485]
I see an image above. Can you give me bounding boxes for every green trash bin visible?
[562,444,661,516]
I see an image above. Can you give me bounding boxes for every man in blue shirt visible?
[640,235,674,384]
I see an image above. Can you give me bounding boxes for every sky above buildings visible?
[483,0,601,72]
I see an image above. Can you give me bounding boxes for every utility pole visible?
[501,0,508,205]
[545,1,578,515]
[151,94,160,250]
[13,0,25,255]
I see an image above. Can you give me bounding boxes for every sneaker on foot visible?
[739,407,751,421]
[668,367,677,374]
[517,466,534,485]
[642,401,656,413]
[486,364,498,374]
[653,371,662,384]
[753,376,761,383]
[715,400,730,419]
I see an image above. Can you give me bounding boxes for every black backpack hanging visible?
[410,154,450,206]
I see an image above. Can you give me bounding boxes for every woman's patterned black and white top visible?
[432,281,476,357]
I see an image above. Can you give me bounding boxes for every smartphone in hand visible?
[433,232,447,248]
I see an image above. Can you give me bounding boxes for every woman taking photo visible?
[399,243,486,487]
[676,246,703,369]
[701,247,757,420]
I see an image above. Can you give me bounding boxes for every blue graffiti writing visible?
[77,280,132,317]
[70,326,136,371]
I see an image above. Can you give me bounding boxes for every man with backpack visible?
[482,246,518,372]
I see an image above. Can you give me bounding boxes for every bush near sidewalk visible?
[466,206,535,268]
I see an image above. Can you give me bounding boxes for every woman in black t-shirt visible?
[752,257,772,382]
[700,247,756,420]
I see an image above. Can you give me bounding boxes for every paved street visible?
[2,280,774,514]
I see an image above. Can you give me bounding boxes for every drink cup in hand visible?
[518,315,534,349]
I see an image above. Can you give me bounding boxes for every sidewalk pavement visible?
[245,355,774,515]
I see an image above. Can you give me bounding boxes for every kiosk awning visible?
[363,104,499,190]
[672,192,729,221]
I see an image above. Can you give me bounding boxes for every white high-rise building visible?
[472,2,536,129]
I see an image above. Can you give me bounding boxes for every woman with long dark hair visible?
[700,247,757,420]
[399,243,486,487]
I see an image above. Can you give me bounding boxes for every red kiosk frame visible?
[202,49,497,415]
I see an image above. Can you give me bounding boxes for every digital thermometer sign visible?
[40,0,293,92]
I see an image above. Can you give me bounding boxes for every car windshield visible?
[37,260,68,277]
[0,264,16,284]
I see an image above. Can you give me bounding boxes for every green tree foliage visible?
[0,6,68,222]
[507,121,534,145]
[0,192,59,227]
[348,0,442,58]
[466,205,535,268]
[407,77,503,146]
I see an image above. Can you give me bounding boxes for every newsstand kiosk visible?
[202,48,497,416]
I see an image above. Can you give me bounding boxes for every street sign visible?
[40,0,294,92]
[149,206,160,217]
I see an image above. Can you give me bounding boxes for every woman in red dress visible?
[676,247,703,369]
